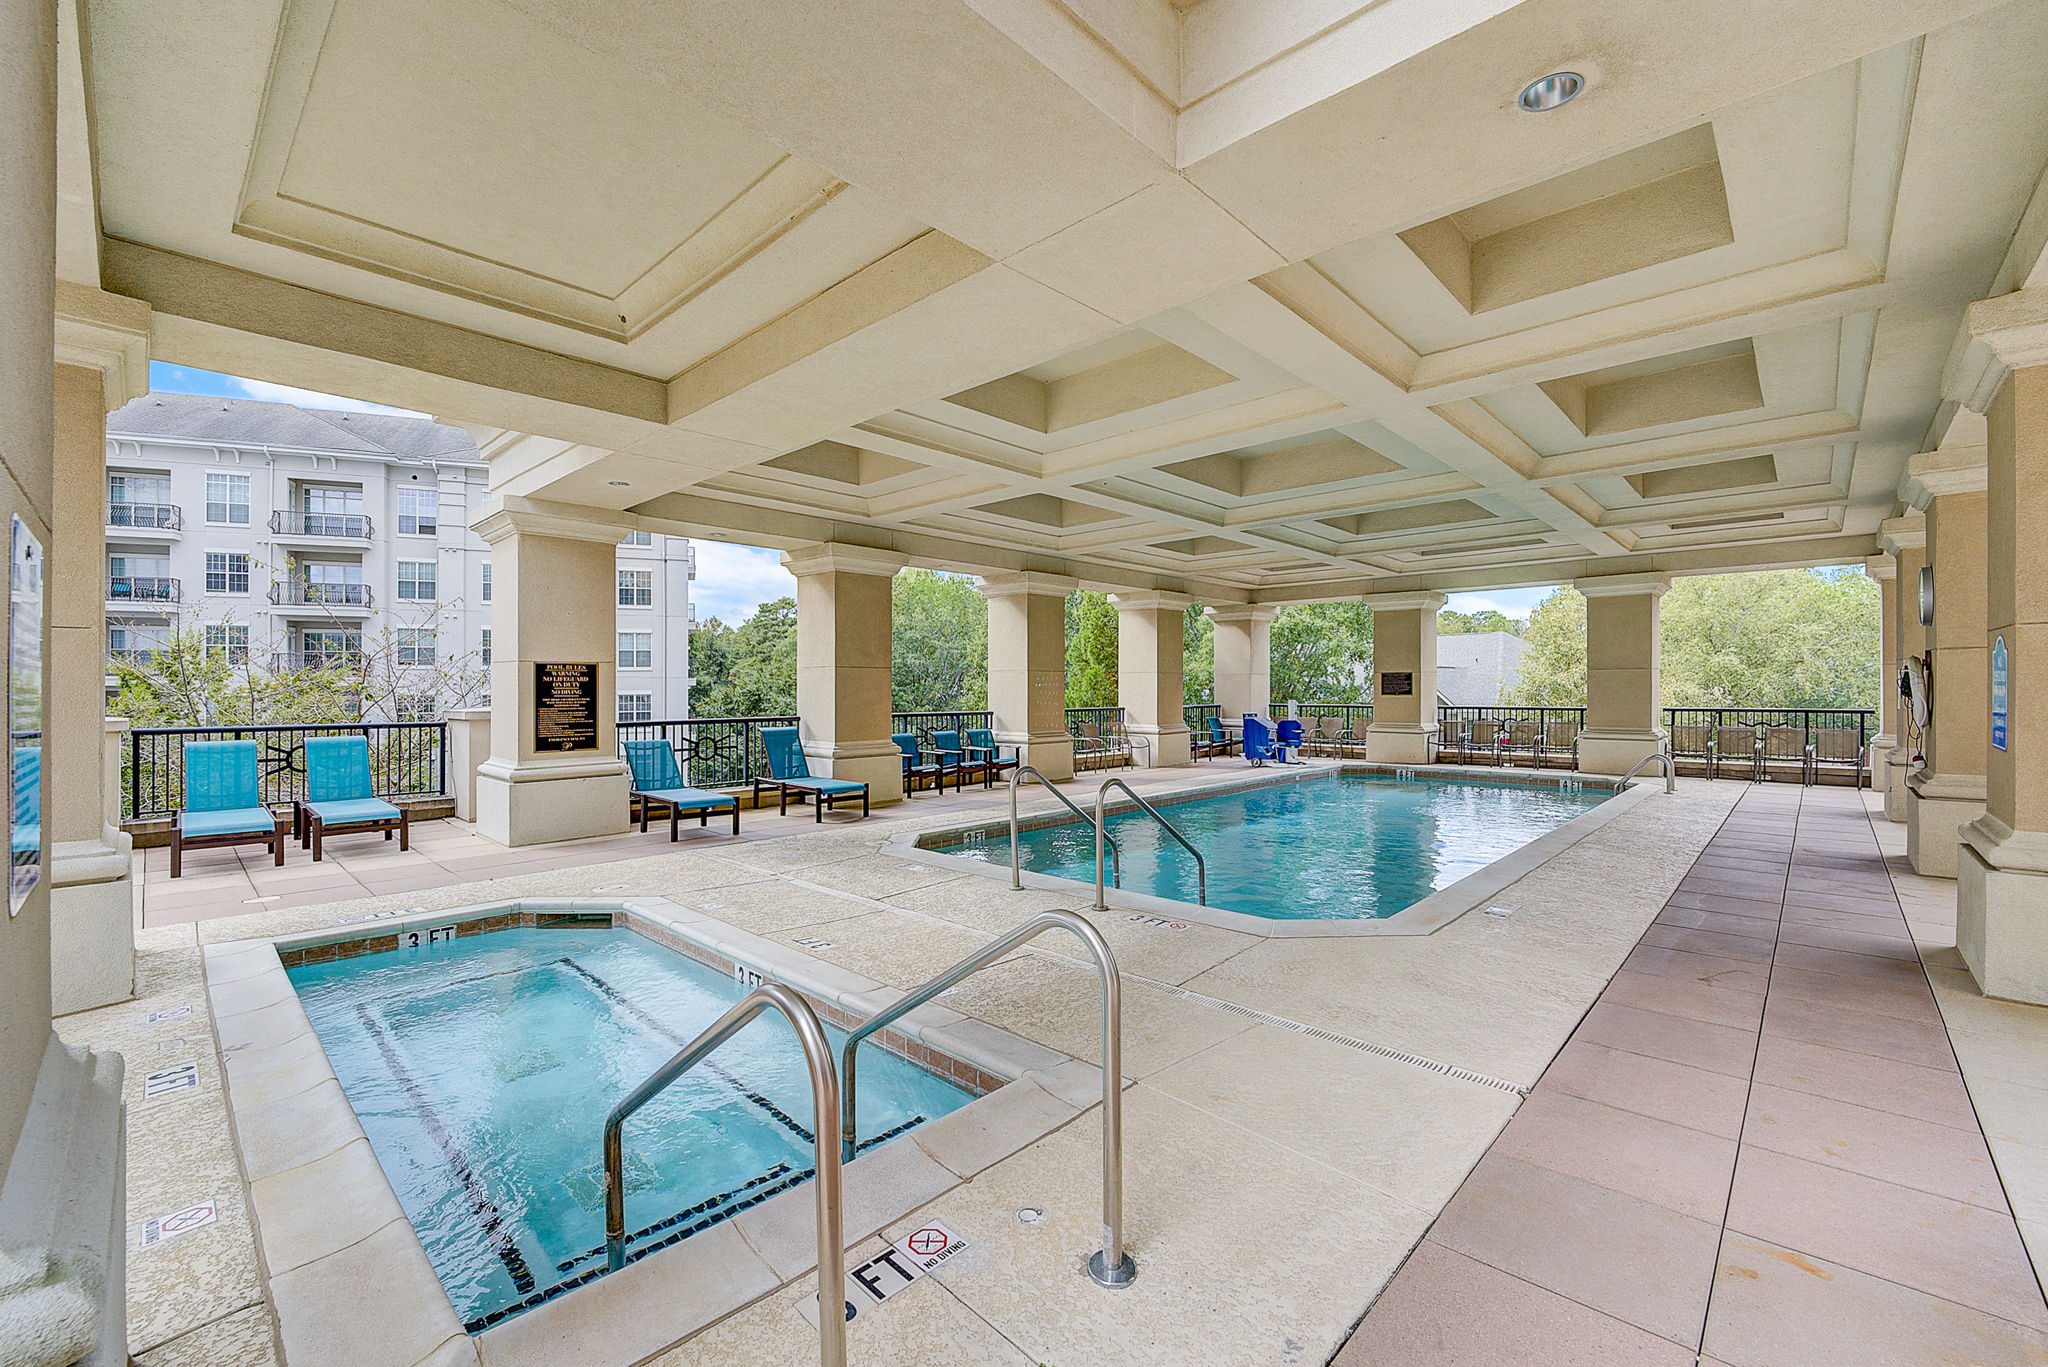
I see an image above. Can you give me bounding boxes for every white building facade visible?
[103,393,695,719]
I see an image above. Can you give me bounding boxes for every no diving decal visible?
[805,1220,971,1326]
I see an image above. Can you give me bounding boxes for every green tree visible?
[1064,590,1119,707]
[1182,603,1214,705]
[688,597,798,716]
[1438,608,1520,636]
[1504,587,1588,705]
[1270,602,1373,705]
[891,569,988,710]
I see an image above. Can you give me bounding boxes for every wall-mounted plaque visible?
[534,661,599,753]
[10,517,42,918]
[1380,671,1414,697]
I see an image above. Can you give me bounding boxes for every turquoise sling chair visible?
[753,726,870,821]
[962,728,1020,786]
[623,738,739,838]
[297,735,407,861]
[171,739,283,877]
[892,733,949,796]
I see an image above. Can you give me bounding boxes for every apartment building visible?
[103,393,695,718]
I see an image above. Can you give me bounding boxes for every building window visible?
[617,692,653,724]
[620,530,653,548]
[480,628,492,666]
[300,629,360,667]
[203,624,249,663]
[617,631,653,669]
[617,568,652,606]
[397,629,436,666]
[396,693,437,722]
[204,551,251,595]
[397,560,437,601]
[480,561,492,603]
[397,488,438,536]
[205,471,250,525]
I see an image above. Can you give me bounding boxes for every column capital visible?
[1359,590,1446,612]
[54,282,151,411]
[1862,554,1896,581]
[1573,572,1670,600]
[976,570,1077,600]
[1108,590,1194,613]
[1902,443,1988,509]
[1944,286,2048,413]
[473,495,632,546]
[1206,602,1278,626]
[1879,512,1926,553]
[781,542,906,580]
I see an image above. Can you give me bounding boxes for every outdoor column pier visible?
[981,572,1077,783]
[1904,446,1989,878]
[48,288,151,1013]
[785,544,906,804]
[1573,573,1671,776]
[1109,592,1193,767]
[472,500,632,846]
[1363,592,1444,764]
[1866,553,1898,795]
[1882,513,1928,822]
[1209,603,1276,725]
[1948,289,2048,1002]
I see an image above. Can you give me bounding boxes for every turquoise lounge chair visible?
[297,735,407,861]
[624,738,739,837]
[931,729,991,788]
[892,733,949,796]
[173,739,282,877]
[754,727,869,821]
[963,728,1020,786]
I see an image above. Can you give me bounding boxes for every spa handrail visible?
[1093,778,1206,910]
[837,909,1137,1289]
[1616,750,1676,793]
[1009,765,1119,890]
[603,982,848,1367]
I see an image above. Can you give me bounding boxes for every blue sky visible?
[146,362,1554,625]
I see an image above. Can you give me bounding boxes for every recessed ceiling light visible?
[1517,71,1584,113]
[606,479,630,488]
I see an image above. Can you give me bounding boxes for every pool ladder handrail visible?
[1615,749,1676,793]
[837,909,1137,1289]
[602,981,848,1367]
[1093,778,1206,910]
[1009,765,1119,891]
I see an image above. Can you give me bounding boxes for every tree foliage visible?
[890,570,988,711]
[1064,590,1119,707]
[1270,602,1373,704]
[688,597,798,716]
[1438,608,1521,636]
[1182,603,1215,705]
[1503,588,1589,705]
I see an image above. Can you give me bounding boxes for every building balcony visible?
[271,649,364,672]
[106,502,182,540]
[271,509,374,544]
[269,581,373,615]
[105,576,180,612]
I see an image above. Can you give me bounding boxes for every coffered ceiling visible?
[68,0,2048,601]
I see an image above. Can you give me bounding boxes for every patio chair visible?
[1495,718,1540,767]
[1709,724,1763,781]
[929,730,989,788]
[753,726,870,821]
[624,738,739,837]
[1809,726,1868,788]
[1538,717,1581,769]
[1202,716,1240,760]
[964,728,1021,785]
[891,733,949,796]
[1071,719,1109,772]
[1306,715,1340,756]
[1764,725,1808,783]
[297,735,408,861]
[171,739,282,877]
[1277,718,1307,762]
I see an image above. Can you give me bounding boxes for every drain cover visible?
[1016,1206,1045,1226]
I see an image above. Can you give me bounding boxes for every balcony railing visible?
[272,509,373,538]
[107,502,181,531]
[123,722,446,821]
[1184,702,1219,733]
[1664,707,1874,772]
[270,581,373,608]
[107,575,180,603]
[272,650,365,673]
[617,716,799,791]
[1437,705,1584,766]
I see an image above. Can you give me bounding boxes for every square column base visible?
[1126,724,1190,768]
[1906,773,1987,878]
[1576,729,1666,777]
[804,740,905,805]
[476,758,631,847]
[50,836,136,1016]
[1001,731,1074,784]
[1958,823,2048,1005]
[1885,750,1915,822]
[1868,736,1894,795]
[1365,722,1438,765]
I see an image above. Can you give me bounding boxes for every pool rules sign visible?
[534,662,599,752]
[1992,635,2009,752]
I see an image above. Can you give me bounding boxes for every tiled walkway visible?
[1335,782,2048,1366]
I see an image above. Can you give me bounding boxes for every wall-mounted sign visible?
[1381,671,1415,697]
[1992,634,2008,753]
[533,662,599,752]
[9,517,41,919]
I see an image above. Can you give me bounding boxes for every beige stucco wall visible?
[1985,368,2046,833]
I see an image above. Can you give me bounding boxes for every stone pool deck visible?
[52,768,2048,1366]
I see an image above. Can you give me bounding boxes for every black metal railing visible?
[124,722,446,821]
[617,716,799,791]
[891,709,994,749]
[271,650,365,673]
[107,502,180,531]
[270,581,373,608]
[1435,705,1584,765]
[107,575,179,603]
[1664,708,1874,768]
[1184,703,1219,733]
[273,509,373,538]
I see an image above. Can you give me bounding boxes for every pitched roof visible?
[1434,631,1529,707]
[107,393,479,462]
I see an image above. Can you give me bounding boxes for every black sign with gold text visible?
[534,661,599,752]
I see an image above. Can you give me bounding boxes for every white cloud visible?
[228,375,430,419]
[1444,587,1553,620]
[691,542,796,623]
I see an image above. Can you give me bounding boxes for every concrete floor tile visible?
[1542,1039,1750,1139]
[1574,1001,1760,1079]
[1602,968,1768,1030]
[1762,993,1958,1072]
[134,1303,278,1367]
[1492,1089,1738,1223]
[1640,924,1777,964]
[1623,944,1772,994]
[1765,963,1940,1025]
[1749,1035,1977,1131]
[1741,1084,2007,1212]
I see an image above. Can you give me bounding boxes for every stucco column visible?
[1110,592,1192,767]
[785,544,905,803]
[1882,514,1927,821]
[980,572,1075,782]
[1948,289,2048,1000]
[472,499,632,846]
[1363,592,1445,764]
[1209,603,1275,723]
[1866,554,1898,791]
[1904,448,1989,878]
[1574,573,1671,776]
[444,707,490,823]
[48,289,150,1015]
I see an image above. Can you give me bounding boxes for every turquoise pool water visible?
[288,925,970,1331]
[941,772,1612,920]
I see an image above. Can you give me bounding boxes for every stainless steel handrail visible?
[837,909,1136,1289]
[1010,765,1118,891]
[1094,778,1206,910]
[603,982,847,1367]
[1616,750,1676,793]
